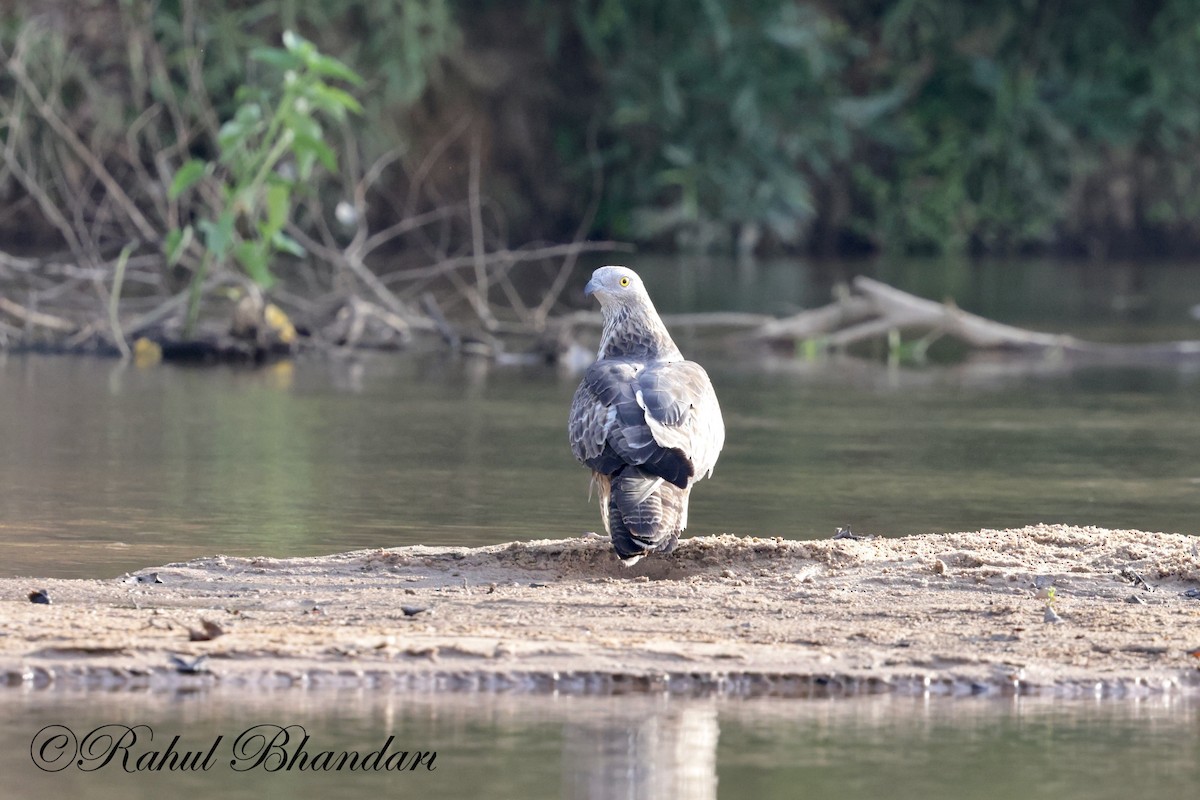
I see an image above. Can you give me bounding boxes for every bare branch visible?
[0,296,76,332]
[466,129,496,328]
[381,241,630,283]
[8,32,158,241]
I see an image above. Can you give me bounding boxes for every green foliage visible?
[859,0,1200,256]
[568,1,858,250]
[9,0,1200,266]
[553,0,1200,256]
[170,31,362,330]
[152,0,456,154]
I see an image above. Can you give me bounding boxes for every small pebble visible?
[123,572,164,585]
[298,599,325,615]
[168,654,210,674]
[1125,594,1146,605]
[832,526,876,541]
[1043,606,1064,624]
[27,589,51,605]
[188,619,225,641]
[400,605,427,617]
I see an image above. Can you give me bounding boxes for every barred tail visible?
[608,466,686,563]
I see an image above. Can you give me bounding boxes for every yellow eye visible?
[619,277,630,287]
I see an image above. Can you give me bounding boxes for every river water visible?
[5,691,1199,798]
[2,257,1199,797]
[4,261,1200,579]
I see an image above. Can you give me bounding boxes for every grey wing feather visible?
[568,376,611,463]
[635,361,724,480]
[568,358,723,487]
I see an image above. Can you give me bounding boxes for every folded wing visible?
[569,359,724,488]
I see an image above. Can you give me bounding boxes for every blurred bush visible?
[3,0,1200,259]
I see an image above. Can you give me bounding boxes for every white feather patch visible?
[631,475,664,506]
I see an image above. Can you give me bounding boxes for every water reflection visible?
[3,689,1198,800]
[563,705,718,800]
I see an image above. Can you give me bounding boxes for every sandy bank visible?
[3,525,1199,697]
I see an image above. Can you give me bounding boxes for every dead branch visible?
[0,296,76,332]
[284,222,429,330]
[8,33,157,241]
[753,275,1200,361]
[754,294,875,340]
[852,276,1072,349]
[420,292,462,349]
[664,311,779,329]
[466,130,497,329]
[323,295,427,349]
[382,241,629,284]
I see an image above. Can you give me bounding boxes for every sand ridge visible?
[2,525,1199,697]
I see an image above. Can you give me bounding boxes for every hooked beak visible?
[584,276,601,298]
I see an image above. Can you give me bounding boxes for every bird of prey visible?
[568,266,725,565]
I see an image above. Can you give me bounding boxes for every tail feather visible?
[607,467,688,562]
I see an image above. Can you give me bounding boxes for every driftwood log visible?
[748,275,1200,362]
[6,272,1200,365]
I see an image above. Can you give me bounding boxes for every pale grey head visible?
[584,266,650,308]
[583,266,680,361]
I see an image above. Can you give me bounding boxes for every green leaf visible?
[271,230,306,257]
[833,88,907,128]
[264,183,290,236]
[306,83,363,118]
[282,30,316,61]
[216,122,242,152]
[164,224,194,266]
[293,134,337,172]
[218,104,264,152]
[168,159,208,200]
[662,144,693,167]
[295,151,316,182]
[286,113,322,142]
[234,85,271,107]
[234,102,264,126]
[249,47,301,71]
[198,211,236,260]
[308,53,364,86]
[234,241,273,287]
